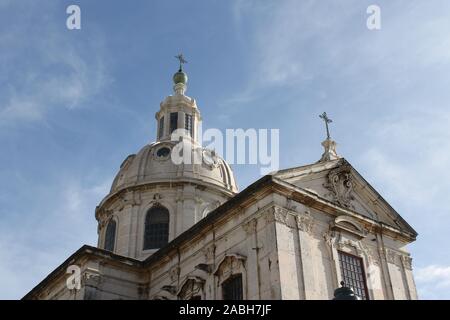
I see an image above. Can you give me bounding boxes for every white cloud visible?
[0,3,110,126]
[63,179,110,222]
[415,265,450,299]
[416,265,450,286]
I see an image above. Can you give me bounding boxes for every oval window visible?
[156,147,171,158]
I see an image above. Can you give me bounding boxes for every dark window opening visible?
[104,220,116,252]
[185,114,193,137]
[156,147,170,158]
[158,117,164,139]
[222,274,243,300]
[144,206,169,250]
[170,112,178,134]
[338,251,369,300]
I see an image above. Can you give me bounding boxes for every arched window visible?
[104,219,116,252]
[214,254,247,300]
[144,205,169,250]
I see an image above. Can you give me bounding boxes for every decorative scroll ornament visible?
[323,164,355,209]
[153,193,162,201]
[263,206,313,234]
[296,209,313,234]
[401,255,413,270]
[264,206,295,228]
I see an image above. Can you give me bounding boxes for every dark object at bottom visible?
[333,281,361,300]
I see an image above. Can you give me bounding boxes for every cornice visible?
[95,179,236,220]
[270,177,417,242]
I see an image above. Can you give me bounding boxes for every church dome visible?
[95,58,239,260]
[110,141,238,195]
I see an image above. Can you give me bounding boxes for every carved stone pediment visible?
[332,216,367,239]
[213,254,246,282]
[323,164,355,209]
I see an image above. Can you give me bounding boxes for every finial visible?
[318,112,340,162]
[173,53,188,94]
[175,53,188,72]
[319,112,332,140]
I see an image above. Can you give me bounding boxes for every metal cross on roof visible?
[319,112,333,140]
[175,53,188,71]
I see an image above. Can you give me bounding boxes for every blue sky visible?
[1,0,449,299]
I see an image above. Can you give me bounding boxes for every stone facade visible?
[24,165,418,300]
[23,66,418,300]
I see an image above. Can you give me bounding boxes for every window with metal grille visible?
[185,114,193,137]
[143,206,169,250]
[158,116,164,139]
[338,251,369,300]
[222,274,243,300]
[170,112,178,134]
[104,220,116,252]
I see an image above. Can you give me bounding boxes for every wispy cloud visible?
[0,2,110,126]
[228,0,361,100]
[228,0,450,104]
